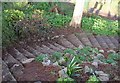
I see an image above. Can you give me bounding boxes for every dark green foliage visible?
[57,77,75,83]
[35,54,47,62]
[87,75,100,83]
[102,52,120,64]
[108,53,120,60]
[31,2,51,11]
[44,12,71,28]
[2,9,25,46]
[64,48,76,56]
[52,52,63,61]
[67,56,81,77]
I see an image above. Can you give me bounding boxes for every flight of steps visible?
[2,32,119,82]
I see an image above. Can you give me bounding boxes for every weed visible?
[35,54,48,62]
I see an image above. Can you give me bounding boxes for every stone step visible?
[3,52,24,68]
[114,35,119,41]
[14,44,35,58]
[34,44,55,55]
[66,34,84,48]
[57,37,75,48]
[86,33,101,48]
[3,53,24,79]
[109,36,119,48]
[24,45,41,56]
[75,32,92,47]
[95,35,109,49]
[8,48,28,64]
[46,43,63,52]
[41,45,56,54]
[19,48,36,58]
[102,36,116,49]
[53,43,66,50]
[2,60,17,82]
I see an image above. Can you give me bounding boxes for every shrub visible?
[44,12,71,28]
[3,9,25,22]
[2,9,25,46]
[2,2,28,10]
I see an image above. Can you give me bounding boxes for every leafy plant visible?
[44,12,71,28]
[87,75,100,83]
[99,52,119,65]
[108,53,120,60]
[35,54,48,62]
[67,56,82,77]
[2,9,25,46]
[64,48,76,56]
[57,77,75,83]
[82,15,118,36]
[52,52,63,61]
[76,46,96,62]
[3,9,25,22]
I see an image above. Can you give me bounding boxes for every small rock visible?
[93,56,98,60]
[90,54,95,59]
[58,57,66,64]
[95,71,104,75]
[22,58,34,64]
[64,53,73,59]
[51,36,59,39]
[92,61,98,68]
[78,45,83,49]
[98,75,109,81]
[99,49,104,53]
[95,59,103,64]
[58,67,68,78]
[97,53,104,59]
[53,61,59,66]
[107,50,116,53]
[42,60,51,66]
[95,71,109,81]
[114,76,120,80]
[85,66,89,73]
[84,66,93,74]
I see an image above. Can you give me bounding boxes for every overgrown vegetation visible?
[35,46,120,82]
[2,2,118,46]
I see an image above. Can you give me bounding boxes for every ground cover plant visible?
[35,46,120,82]
[82,15,118,36]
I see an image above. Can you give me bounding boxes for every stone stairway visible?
[2,31,119,82]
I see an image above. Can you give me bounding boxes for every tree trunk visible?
[69,0,85,28]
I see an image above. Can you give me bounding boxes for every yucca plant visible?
[67,56,82,77]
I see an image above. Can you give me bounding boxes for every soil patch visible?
[17,61,60,82]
